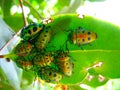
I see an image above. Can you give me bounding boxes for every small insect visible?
[12,40,34,56]
[35,26,52,50]
[20,22,45,41]
[56,51,74,77]
[0,51,36,71]
[38,67,63,83]
[68,27,97,47]
[33,52,53,67]
[15,56,33,71]
[0,40,34,62]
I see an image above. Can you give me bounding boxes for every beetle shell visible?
[20,22,45,41]
[69,27,97,46]
[35,26,52,50]
[56,52,74,77]
[38,68,62,83]
[15,57,33,70]
[13,41,33,56]
[33,52,53,67]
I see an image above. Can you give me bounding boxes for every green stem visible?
[19,0,28,26]
[0,30,21,52]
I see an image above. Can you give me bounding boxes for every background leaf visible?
[45,14,120,85]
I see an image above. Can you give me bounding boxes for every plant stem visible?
[0,30,21,52]
[0,0,27,52]
[19,0,28,26]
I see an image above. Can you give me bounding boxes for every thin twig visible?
[0,30,21,52]
[0,0,27,52]
[19,0,28,26]
[23,0,44,20]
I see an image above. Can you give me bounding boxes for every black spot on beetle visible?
[82,38,85,42]
[46,58,48,60]
[28,30,31,34]
[39,24,42,27]
[49,72,52,76]
[39,56,42,58]
[82,30,85,33]
[45,54,48,56]
[53,79,56,81]
[45,30,48,33]
[67,66,70,69]
[47,60,49,62]
[44,34,47,37]
[88,37,91,41]
[42,39,45,41]
[88,32,91,35]
[54,73,57,77]
[33,27,37,32]
[66,62,68,65]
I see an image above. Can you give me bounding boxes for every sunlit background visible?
[10,0,120,26]
[77,0,120,26]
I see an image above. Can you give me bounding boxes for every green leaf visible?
[45,14,120,84]
[67,85,86,90]
[81,74,108,87]
[0,81,14,90]
[94,51,120,78]
[0,67,7,81]
[0,0,24,32]
[21,71,35,88]
[0,0,13,17]
[57,0,71,6]
[4,15,24,32]
[27,0,44,4]
[0,68,14,90]
[87,68,98,76]
[55,0,82,14]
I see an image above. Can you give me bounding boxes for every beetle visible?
[13,40,33,55]
[55,51,74,77]
[35,26,52,50]
[0,40,34,60]
[68,27,97,47]
[20,22,45,41]
[33,52,53,67]
[38,67,63,83]
[15,56,33,71]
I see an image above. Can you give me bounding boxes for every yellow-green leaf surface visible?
[45,14,120,85]
[21,71,35,88]
[67,85,85,90]
[0,67,14,90]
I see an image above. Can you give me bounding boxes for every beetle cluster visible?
[0,20,97,83]
[7,22,74,83]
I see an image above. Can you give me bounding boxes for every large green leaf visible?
[45,14,120,85]
[0,0,12,17]
[4,16,24,32]
[0,68,14,90]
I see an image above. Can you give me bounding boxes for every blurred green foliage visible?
[0,0,82,32]
[0,0,120,90]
